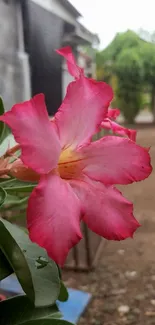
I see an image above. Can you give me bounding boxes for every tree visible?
[140,42,155,120]
[100,30,141,62]
[114,48,144,123]
[96,30,144,123]
[96,30,141,82]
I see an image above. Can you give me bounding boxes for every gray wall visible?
[0,0,25,111]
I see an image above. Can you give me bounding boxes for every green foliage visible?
[0,218,60,307]
[0,97,5,142]
[0,179,35,222]
[115,47,143,82]
[96,29,155,122]
[0,97,15,152]
[0,178,36,193]
[141,42,155,85]
[0,187,7,207]
[18,321,73,325]
[116,86,143,123]
[0,249,13,280]
[0,296,62,325]
[114,47,143,123]
[58,281,69,302]
[97,30,141,66]
[0,217,70,324]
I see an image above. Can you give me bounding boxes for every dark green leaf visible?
[0,97,4,115]
[0,177,14,184]
[22,320,73,325]
[0,187,7,206]
[58,281,69,302]
[0,249,13,280]
[0,97,5,142]
[56,264,62,279]
[0,219,60,307]
[0,295,62,325]
[0,218,34,302]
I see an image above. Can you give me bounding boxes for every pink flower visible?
[10,158,40,182]
[107,108,120,120]
[0,145,20,178]
[0,155,10,178]
[57,46,137,141]
[0,47,152,266]
[101,113,137,141]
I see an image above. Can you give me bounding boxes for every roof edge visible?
[57,0,81,18]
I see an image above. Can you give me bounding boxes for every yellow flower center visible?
[58,148,81,180]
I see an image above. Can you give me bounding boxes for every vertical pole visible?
[83,223,92,269]
[72,246,79,269]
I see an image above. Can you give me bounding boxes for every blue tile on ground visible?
[57,288,92,323]
[0,274,24,296]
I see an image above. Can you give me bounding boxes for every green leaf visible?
[21,320,73,325]
[0,97,5,142]
[0,218,34,301]
[0,219,60,307]
[0,187,7,206]
[1,193,28,208]
[0,249,13,280]
[58,281,69,302]
[0,97,5,115]
[0,178,36,193]
[0,177,14,184]
[0,295,62,325]
[56,264,62,279]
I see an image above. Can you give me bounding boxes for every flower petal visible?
[56,46,83,79]
[70,178,140,240]
[0,94,61,174]
[55,77,113,150]
[77,135,152,185]
[101,118,137,141]
[27,173,82,266]
[10,159,40,182]
[107,108,120,120]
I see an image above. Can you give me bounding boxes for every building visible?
[0,0,99,114]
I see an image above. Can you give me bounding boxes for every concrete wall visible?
[0,0,95,113]
[0,0,28,111]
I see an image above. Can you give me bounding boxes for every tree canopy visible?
[96,30,155,122]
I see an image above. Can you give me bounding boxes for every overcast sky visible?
[70,0,155,49]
